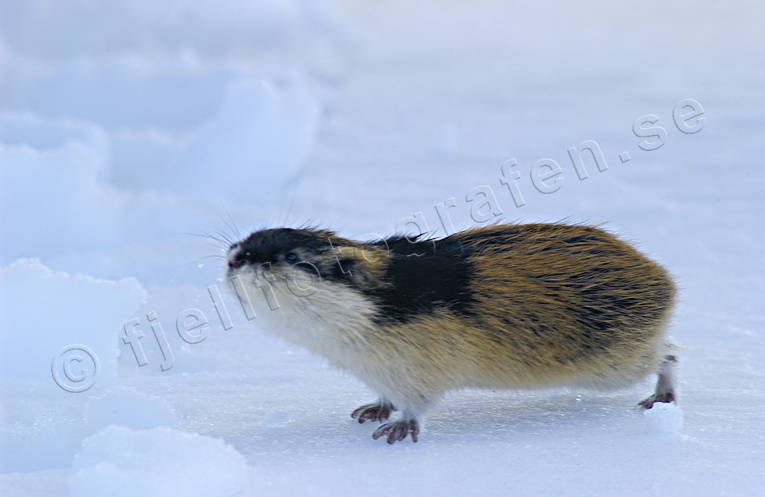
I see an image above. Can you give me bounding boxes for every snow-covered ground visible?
[1,1,764,495]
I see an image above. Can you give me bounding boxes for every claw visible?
[638,391,675,409]
[351,401,395,423]
[371,424,390,440]
[372,419,419,444]
[410,421,419,443]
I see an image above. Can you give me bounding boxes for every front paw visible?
[372,419,419,444]
[351,400,396,423]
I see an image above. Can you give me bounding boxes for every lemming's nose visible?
[228,258,243,269]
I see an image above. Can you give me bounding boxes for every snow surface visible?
[1,0,764,496]
[70,426,251,497]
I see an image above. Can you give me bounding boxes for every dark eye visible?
[285,252,299,263]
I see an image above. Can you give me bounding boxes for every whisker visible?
[216,230,234,247]
[198,254,226,260]
[187,253,229,269]
[183,231,231,249]
[223,208,242,239]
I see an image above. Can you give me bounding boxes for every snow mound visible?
[136,77,320,201]
[0,136,124,264]
[70,426,251,497]
[0,258,146,386]
[0,384,177,473]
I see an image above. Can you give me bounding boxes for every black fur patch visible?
[364,237,475,324]
[235,228,331,266]
[325,257,357,282]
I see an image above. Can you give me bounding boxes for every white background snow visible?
[1,1,764,495]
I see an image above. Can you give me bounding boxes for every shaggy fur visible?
[225,223,677,444]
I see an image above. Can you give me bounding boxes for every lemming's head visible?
[224,227,388,292]
[226,227,333,269]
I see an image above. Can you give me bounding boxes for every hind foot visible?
[351,399,396,423]
[638,391,675,409]
[639,355,678,409]
[372,418,419,444]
